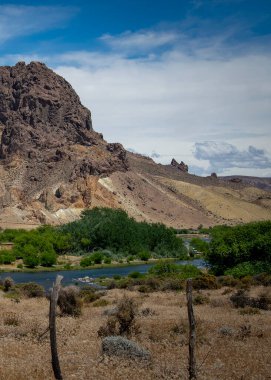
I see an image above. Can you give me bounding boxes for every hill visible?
[0,62,270,229]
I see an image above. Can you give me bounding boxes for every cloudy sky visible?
[1,0,271,176]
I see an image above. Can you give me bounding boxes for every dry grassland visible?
[0,287,270,380]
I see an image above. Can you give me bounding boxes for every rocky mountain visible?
[0,62,270,229]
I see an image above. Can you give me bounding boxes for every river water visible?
[0,259,206,289]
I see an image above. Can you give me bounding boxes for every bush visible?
[178,265,202,279]
[160,278,184,291]
[79,288,102,304]
[253,273,271,286]
[230,290,271,310]
[0,250,15,264]
[217,275,240,287]
[57,286,82,317]
[138,250,151,261]
[3,312,20,326]
[92,252,103,264]
[92,299,110,307]
[149,260,179,276]
[16,282,45,298]
[40,251,57,267]
[104,257,112,264]
[23,253,40,268]
[80,256,92,267]
[193,293,210,305]
[239,307,261,315]
[128,271,143,279]
[225,262,267,278]
[192,274,218,290]
[3,277,14,292]
[98,296,138,337]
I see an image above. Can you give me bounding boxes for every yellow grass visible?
[0,287,270,379]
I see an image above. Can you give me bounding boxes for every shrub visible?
[98,296,138,337]
[230,290,271,310]
[3,312,20,326]
[138,285,152,293]
[192,274,218,290]
[160,278,184,291]
[140,308,156,317]
[217,275,240,287]
[104,257,112,264]
[225,262,261,278]
[178,265,202,279]
[92,252,103,264]
[218,326,234,337]
[149,260,179,276]
[17,282,45,298]
[239,307,261,315]
[0,250,15,264]
[237,324,252,340]
[254,273,271,286]
[57,286,82,317]
[193,293,210,305]
[128,271,143,279]
[23,253,40,268]
[138,250,151,261]
[80,256,92,267]
[144,277,161,291]
[40,251,57,267]
[79,288,102,304]
[3,277,14,292]
[92,299,110,307]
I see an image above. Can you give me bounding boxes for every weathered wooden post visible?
[186,278,197,380]
[49,275,63,380]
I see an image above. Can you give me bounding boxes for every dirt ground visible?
[0,286,270,380]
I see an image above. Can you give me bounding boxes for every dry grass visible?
[0,286,270,379]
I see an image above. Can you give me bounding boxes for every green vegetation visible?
[0,207,187,269]
[190,238,209,255]
[61,208,187,258]
[207,221,271,276]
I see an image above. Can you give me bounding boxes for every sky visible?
[1,0,271,177]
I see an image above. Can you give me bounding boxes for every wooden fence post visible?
[186,278,197,380]
[49,275,63,380]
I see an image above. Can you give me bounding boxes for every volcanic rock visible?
[0,62,128,220]
[171,158,188,172]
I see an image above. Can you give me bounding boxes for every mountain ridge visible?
[0,62,270,229]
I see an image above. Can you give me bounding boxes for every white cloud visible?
[194,142,271,173]
[0,5,76,43]
[100,30,179,53]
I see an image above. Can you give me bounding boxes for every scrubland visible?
[0,285,270,380]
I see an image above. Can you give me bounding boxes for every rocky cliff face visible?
[0,62,128,224]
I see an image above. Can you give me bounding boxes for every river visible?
[0,259,206,289]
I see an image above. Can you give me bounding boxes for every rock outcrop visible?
[0,62,128,223]
[171,158,188,172]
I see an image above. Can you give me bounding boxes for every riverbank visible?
[0,256,201,274]
[0,259,206,289]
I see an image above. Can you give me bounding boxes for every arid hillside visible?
[0,62,270,229]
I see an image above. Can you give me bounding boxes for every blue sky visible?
[1,0,271,176]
